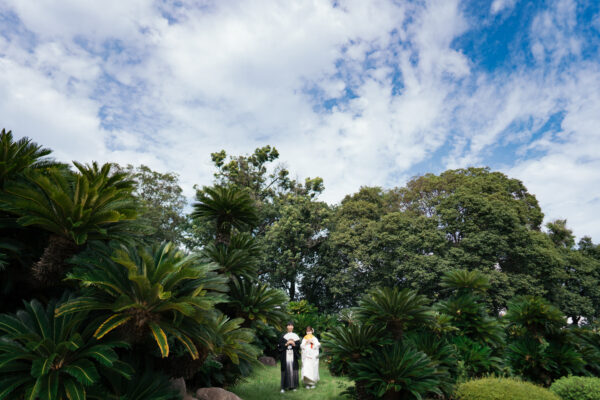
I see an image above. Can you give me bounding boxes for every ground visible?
[230,361,352,400]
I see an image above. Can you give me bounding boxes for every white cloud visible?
[490,0,518,15]
[0,0,599,241]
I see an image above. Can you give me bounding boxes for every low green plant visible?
[549,376,600,400]
[321,323,390,375]
[454,377,560,400]
[348,342,444,399]
[0,298,132,400]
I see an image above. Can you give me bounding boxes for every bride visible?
[300,326,320,389]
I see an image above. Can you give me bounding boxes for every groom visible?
[278,321,300,393]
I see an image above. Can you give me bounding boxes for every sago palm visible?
[322,323,390,375]
[0,129,57,187]
[441,269,491,295]
[56,242,228,359]
[0,297,132,400]
[348,342,443,400]
[201,232,260,281]
[505,296,565,338]
[226,279,288,329]
[357,287,434,340]
[191,185,258,245]
[0,162,141,283]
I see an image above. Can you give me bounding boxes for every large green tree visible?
[120,164,187,245]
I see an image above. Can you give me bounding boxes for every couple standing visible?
[278,322,320,393]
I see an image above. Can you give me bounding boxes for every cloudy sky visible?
[1,0,599,239]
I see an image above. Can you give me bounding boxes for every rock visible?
[170,377,186,398]
[195,387,242,400]
[258,356,277,366]
[183,396,198,400]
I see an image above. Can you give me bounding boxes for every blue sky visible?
[1,0,599,240]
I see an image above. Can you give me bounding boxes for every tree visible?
[120,164,187,245]
[0,129,58,188]
[0,162,142,284]
[191,185,258,246]
[261,196,330,300]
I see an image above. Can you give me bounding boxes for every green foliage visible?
[0,298,132,400]
[454,377,560,400]
[57,241,227,359]
[191,185,258,245]
[348,342,444,400]
[120,164,187,245]
[201,232,260,281]
[441,269,491,294]
[261,196,330,300]
[2,162,139,245]
[550,376,600,400]
[225,279,288,330]
[357,287,434,340]
[89,361,180,400]
[321,323,390,376]
[452,336,503,378]
[504,296,586,385]
[0,129,57,187]
[505,296,565,338]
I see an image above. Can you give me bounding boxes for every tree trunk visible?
[32,234,79,286]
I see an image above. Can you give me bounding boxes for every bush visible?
[550,376,600,400]
[455,377,560,400]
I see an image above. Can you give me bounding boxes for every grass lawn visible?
[230,361,353,400]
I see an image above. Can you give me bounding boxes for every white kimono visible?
[300,335,320,385]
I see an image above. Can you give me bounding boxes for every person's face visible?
[287,324,294,332]
[306,329,313,335]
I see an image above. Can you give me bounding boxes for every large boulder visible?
[195,388,242,400]
[259,356,277,366]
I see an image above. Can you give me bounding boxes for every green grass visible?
[230,361,353,400]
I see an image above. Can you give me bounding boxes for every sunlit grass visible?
[230,361,352,400]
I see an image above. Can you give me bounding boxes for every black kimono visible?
[278,333,301,390]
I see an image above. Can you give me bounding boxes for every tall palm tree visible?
[191,185,258,245]
[0,162,142,283]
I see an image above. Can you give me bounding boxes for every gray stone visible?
[258,356,277,366]
[195,387,242,400]
[170,377,186,398]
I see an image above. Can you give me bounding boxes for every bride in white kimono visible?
[300,326,320,389]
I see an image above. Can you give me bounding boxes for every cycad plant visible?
[226,279,288,329]
[0,162,141,283]
[505,296,585,385]
[0,298,132,400]
[89,365,180,400]
[348,342,444,400]
[191,185,258,245]
[437,269,504,347]
[201,232,260,281]
[322,323,390,376]
[56,242,228,359]
[0,129,57,188]
[357,287,434,340]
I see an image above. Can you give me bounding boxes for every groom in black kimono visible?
[278,321,300,393]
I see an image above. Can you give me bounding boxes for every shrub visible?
[550,376,600,400]
[454,377,561,400]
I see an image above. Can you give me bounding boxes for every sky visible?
[1,0,599,240]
